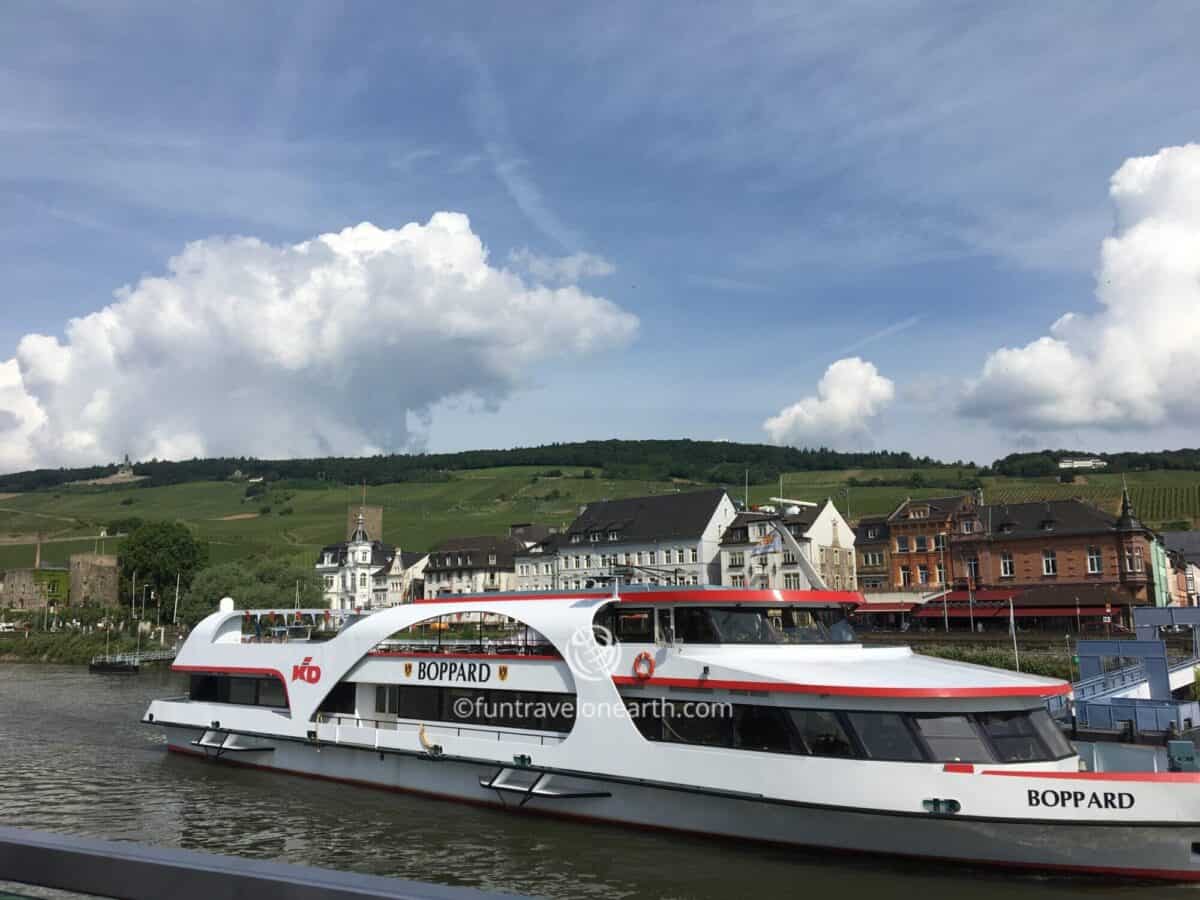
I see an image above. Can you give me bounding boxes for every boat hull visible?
[160,725,1200,881]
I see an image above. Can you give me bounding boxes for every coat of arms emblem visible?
[404,662,413,677]
[498,665,509,682]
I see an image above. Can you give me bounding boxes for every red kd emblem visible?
[292,656,322,684]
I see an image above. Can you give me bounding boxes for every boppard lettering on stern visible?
[1027,789,1135,810]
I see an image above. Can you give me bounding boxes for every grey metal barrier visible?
[0,826,530,900]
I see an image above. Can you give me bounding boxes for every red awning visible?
[854,602,917,614]
[943,589,1024,602]
[915,603,1110,619]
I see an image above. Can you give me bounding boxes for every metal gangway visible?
[1051,607,1200,735]
[89,648,177,668]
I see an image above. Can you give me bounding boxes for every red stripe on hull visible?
[612,675,1072,699]
[982,769,1200,783]
[165,743,1200,882]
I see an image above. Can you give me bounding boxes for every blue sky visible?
[2,2,1199,471]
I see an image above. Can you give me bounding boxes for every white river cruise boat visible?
[145,586,1200,881]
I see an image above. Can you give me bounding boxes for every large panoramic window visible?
[188,674,288,709]
[377,612,556,657]
[620,701,1071,764]
[370,684,576,733]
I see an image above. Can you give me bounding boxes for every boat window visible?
[911,714,993,763]
[187,674,289,709]
[227,677,257,706]
[976,711,1048,762]
[673,607,721,643]
[707,608,781,643]
[1027,709,1075,760]
[613,608,654,642]
[661,700,734,747]
[734,705,802,753]
[379,612,556,657]
[257,678,287,709]
[316,681,356,716]
[844,711,925,762]
[786,709,855,757]
[364,684,576,733]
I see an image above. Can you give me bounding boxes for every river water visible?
[0,665,1189,899]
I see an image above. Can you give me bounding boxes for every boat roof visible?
[414,586,863,607]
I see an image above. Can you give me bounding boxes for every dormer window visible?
[909,508,928,519]
[589,531,602,542]
[488,554,497,566]
[962,521,974,534]
[1040,520,1055,532]
[866,527,879,539]
[608,531,619,541]
[570,534,582,544]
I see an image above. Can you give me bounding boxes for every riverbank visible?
[0,632,150,665]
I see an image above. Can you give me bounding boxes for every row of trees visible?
[0,440,941,493]
[990,449,1200,478]
[116,521,320,627]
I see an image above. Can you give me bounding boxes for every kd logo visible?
[291,656,322,684]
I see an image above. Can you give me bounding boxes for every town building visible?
[1057,458,1108,470]
[886,494,981,590]
[514,535,560,592]
[315,510,425,610]
[512,489,737,591]
[423,534,526,597]
[1163,531,1200,605]
[719,499,856,590]
[0,567,69,610]
[948,493,1162,607]
[69,553,119,607]
[853,515,890,592]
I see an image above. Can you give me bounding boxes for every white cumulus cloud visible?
[763,357,895,448]
[960,144,1200,430]
[0,212,638,471]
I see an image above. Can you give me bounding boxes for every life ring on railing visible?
[633,652,655,681]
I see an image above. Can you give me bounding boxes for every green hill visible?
[0,463,1195,571]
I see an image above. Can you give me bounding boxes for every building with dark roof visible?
[945,492,1163,608]
[315,510,426,609]
[513,489,737,590]
[423,534,527,597]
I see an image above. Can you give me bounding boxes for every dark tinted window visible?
[787,709,855,757]
[734,705,802,753]
[397,685,441,721]
[1028,709,1075,759]
[845,711,925,762]
[912,715,993,762]
[257,678,287,708]
[674,607,721,643]
[976,711,1047,762]
[662,700,734,747]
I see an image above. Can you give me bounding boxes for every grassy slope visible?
[0,466,1194,568]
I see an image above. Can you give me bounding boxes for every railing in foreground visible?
[0,826,527,900]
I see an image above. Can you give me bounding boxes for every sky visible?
[2,1,1199,473]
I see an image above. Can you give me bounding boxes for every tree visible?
[118,521,208,603]
[179,556,324,627]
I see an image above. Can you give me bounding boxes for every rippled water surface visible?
[0,665,1189,898]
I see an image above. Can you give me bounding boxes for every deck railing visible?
[316,713,566,748]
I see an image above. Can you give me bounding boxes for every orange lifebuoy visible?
[633,651,655,681]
